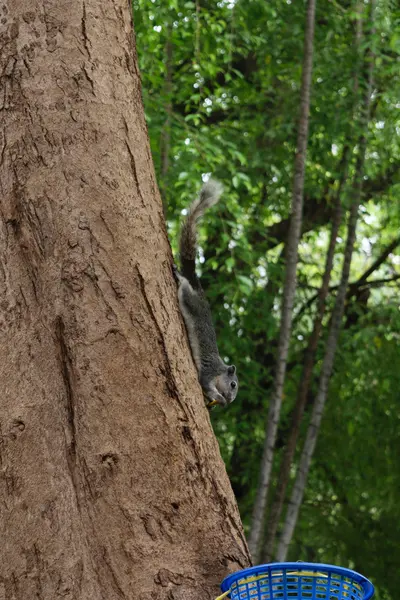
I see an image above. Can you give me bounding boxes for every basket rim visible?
[220,562,374,600]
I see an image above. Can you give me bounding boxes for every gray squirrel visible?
[174,179,238,407]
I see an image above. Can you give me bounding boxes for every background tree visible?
[134,0,400,597]
[275,0,376,560]
[262,0,367,562]
[248,0,317,561]
[0,1,250,598]
[261,149,344,563]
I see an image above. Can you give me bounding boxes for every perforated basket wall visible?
[220,563,374,600]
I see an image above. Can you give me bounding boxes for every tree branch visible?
[355,235,400,284]
[295,236,400,320]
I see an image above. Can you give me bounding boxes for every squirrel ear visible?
[227,365,236,375]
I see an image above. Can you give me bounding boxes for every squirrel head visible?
[214,364,238,405]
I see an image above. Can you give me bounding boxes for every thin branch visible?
[356,274,400,288]
[295,236,400,320]
[356,235,400,284]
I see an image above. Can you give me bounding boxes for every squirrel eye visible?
[230,381,237,389]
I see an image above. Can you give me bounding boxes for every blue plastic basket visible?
[217,562,374,600]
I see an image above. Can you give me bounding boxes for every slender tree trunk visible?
[160,24,173,212]
[275,204,359,562]
[261,148,348,562]
[261,1,369,559]
[275,4,376,560]
[248,0,317,561]
[0,2,250,599]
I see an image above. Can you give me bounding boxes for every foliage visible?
[133,0,400,597]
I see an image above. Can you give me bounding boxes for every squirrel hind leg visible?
[172,265,188,287]
[172,263,180,281]
[175,272,195,299]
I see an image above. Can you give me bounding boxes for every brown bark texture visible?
[0,1,250,599]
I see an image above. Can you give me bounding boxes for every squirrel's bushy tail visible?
[179,179,224,262]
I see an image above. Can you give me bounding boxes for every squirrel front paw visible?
[207,399,218,410]
[205,390,227,408]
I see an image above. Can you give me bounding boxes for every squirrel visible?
[173,179,238,407]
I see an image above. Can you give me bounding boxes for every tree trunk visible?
[160,23,173,212]
[248,0,317,561]
[275,203,359,562]
[261,0,370,558]
[261,148,347,562]
[275,4,376,559]
[0,2,250,599]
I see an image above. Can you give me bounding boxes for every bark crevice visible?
[55,316,79,491]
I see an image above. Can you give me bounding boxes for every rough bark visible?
[261,148,347,562]
[275,2,376,560]
[248,0,317,561]
[0,2,250,599]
